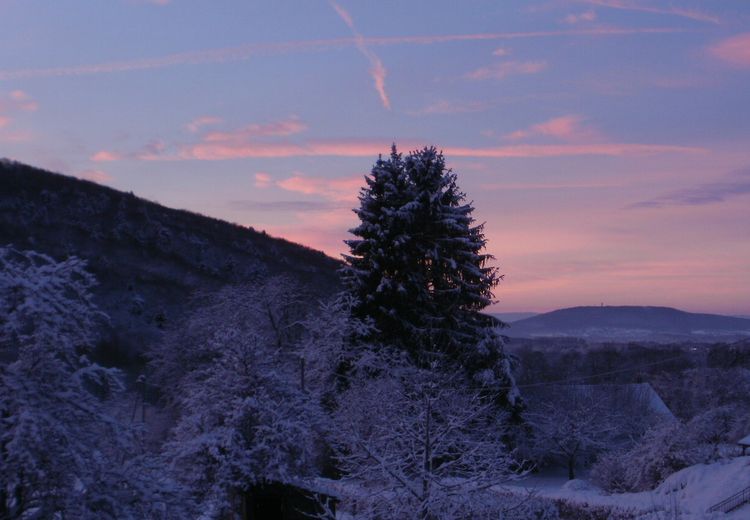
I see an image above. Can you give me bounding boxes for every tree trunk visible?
[567,454,576,480]
[420,396,432,520]
[0,488,6,520]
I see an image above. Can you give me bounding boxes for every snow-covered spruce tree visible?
[0,246,184,519]
[343,146,517,405]
[343,146,412,344]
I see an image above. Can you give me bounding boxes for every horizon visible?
[491,306,750,318]
[2,1,749,315]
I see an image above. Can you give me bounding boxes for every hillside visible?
[507,305,750,342]
[491,312,538,323]
[0,159,341,363]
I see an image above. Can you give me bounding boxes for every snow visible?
[498,457,750,519]
[654,456,750,518]
[562,478,595,492]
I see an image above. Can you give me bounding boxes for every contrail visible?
[329,1,391,110]
[581,0,720,24]
[0,27,684,81]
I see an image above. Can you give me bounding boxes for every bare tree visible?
[527,386,624,480]
[328,348,525,519]
[153,277,325,517]
[0,246,187,519]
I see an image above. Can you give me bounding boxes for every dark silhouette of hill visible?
[507,306,750,342]
[0,159,341,363]
[490,312,538,323]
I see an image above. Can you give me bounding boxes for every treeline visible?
[510,337,750,494]
[511,338,750,388]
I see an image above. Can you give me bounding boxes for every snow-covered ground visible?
[498,457,750,519]
[654,457,750,518]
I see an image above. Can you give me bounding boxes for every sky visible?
[1,0,749,315]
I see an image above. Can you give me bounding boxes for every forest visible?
[2,151,750,520]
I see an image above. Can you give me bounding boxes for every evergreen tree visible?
[400,147,499,353]
[343,146,414,348]
[343,146,518,406]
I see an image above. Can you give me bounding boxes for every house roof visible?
[737,434,750,446]
[524,383,675,420]
[559,383,675,420]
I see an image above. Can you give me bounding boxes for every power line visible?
[319,353,688,391]
[510,354,688,389]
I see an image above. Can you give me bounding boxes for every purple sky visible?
[1,0,749,315]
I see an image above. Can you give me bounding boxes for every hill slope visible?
[507,306,750,342]
[491,312,538,323]
[0,159,341,362]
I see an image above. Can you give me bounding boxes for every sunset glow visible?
[2,0,748,315]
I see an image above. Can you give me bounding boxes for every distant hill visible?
[0,159,341,363]
[491,312,538,323]
[506,306,750,342]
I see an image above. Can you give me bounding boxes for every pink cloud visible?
[176,139,703,160]
[581,0,719,24]
[466,61,547,81]
[709,33,750,68]
[532,116,585,138]
[203,117,306,143]
[137,139,167,160]
[180,134,389,160]
[504,115,600,142]
[254,172,272,188]
[492,47,510,56]
[78,169,112,184]
[92,140,170,162]
[186,116,222,133]
[0,91,36,140]
[0,90,38,118]
[91,150,123,162]
[564,10,597,24]
[330,1,391,110]
[95,114,706,163]
[445,142,704,158]
[183,142,303,160]
[8,90,38,111]
[276,174,362,201]
[106,118,309,162]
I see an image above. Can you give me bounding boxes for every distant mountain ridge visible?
[507,306,750,342]
[0,159,341,363]
[491,312,538,323]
